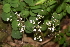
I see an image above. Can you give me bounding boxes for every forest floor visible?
[0,4,70,47]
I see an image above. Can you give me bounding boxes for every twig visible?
[40,37,53,45]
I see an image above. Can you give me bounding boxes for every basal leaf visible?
[3,4,11,13]
[25,21,34,27]
[24,21,34,33]
[12,20,18,30]
[25,26,33,33]
[11,30,22,39]
[20,10,29,18]
[1,12,10,21]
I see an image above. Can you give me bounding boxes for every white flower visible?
[20,30,23,32]
[17,14,20,16]
[46,21,51,26]
[36,18,38,20]
[33,29,36,31]
[40,26,42,28]
[55,36,56,38]
[39,38,42,41]
[39,36,41,38]
[18,23,20,26]
[38,21,41,24]
[37,15,40,17]
[51,27,54,32]
[30,20,32,23]
[38,29,41,32]
[52,16,54,18]
[33,20,35,24]
[10,16,12,17]
[15,12,17,14]
[10,19,12,21]
[48,27,51,30]
[22,26,25,27]
[42,16,44,18]
[48,35,50,37]
[21,28,24,31]
[20,18,22,20]
[34,37,36,40]
[41,10,44,11]
[7,18,9,21]
[17,20,19,21]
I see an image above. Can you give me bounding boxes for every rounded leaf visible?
[3,4,11,13]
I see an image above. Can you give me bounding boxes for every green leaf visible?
[20,10,29,18]
[11,30,22,39]
[30,5,41,9]
[10,0,19,8]
[30,11,36,16]
[39,10,48,15]
[3,4,11,13]
[25,21,34,27]
[24,21,34,33]
[40,24,47,31]
[44,20,49,25]
[56,3,65,13]
[54,20,60,27]
[59,37,65,44]
[66,33,70,36]
[66,5,70,14]
[12,20,18,30]
[1,12,10,21]
[20,2,26,7]
[11,3,19,8]
[58,12,66,20]
[46,7,51,12]
[25,27,33,33]
[32,9,41,13]
[50,5,56,9]
[53,12,59,19]
[48,1,56,6]
[35,0,46,5]
[66,0,70,2]
[59,33,64,37]
[29,17,36,21]
[24,0,34,6]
